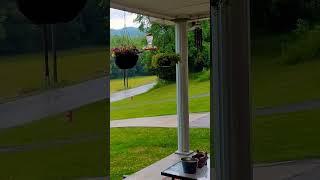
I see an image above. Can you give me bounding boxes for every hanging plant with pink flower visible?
[111,45,141,70]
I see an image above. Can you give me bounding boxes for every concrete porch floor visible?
[123,153,320,180]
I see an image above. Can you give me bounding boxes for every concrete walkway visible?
[256,99,320,116]
[111,98,320,128]
[254,159,320,180]
[0,76,155,129]
[111,113,209,128]
[0,76,108,129]
[110,82,156,102]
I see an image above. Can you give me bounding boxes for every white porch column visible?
[175,19,191,155]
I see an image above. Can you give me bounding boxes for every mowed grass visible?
[0,47,108,100]
[0,101,107,146]
[111,78,209,120]
[253,108,320,163]
[111,57,320,120]
[253,58,320,107]
[0,101,108,179]
[111,109,320,179]
[110,76,156,93]
[1,98,320,178]
[0,74,156,146]
[0,139,107,180]
[110,128,210,179]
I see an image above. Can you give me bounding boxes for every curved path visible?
[111,82,156,102]
[0,76,155,129]
[111,98,320,128]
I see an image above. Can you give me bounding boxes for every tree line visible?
[0,0,108,55]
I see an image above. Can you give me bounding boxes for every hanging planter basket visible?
[17,0,87,24]
[114,53,139,70]
[112,46,140,70]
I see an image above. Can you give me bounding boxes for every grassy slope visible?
[0,47,108,100]
[111,57,320,120]
[110,76,156,93]
[111,79,209,120]
[0,75,156,146]
[1,34,320,179]
[253,59,320,107]
[110,33,320,120]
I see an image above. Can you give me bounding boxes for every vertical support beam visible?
[51,24,58,84]
[210,0,252,180]
[42,24,50,87]
[175,19,191,155]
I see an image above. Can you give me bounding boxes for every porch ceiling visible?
[110,0,210,21]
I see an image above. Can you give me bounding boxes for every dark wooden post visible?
[210,0,252,179]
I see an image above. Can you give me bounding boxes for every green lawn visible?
[111,78,209,120]
[110,76,156,93]
[253,58,320,107]
[0,101,107,146]
[1,101,320,179]
[110,108,320,179]
[253,108,320,163]
[0,100,108,179]
[110,128,210,179]
[0,139,107,180]
[0,47,108,101]
[111,57,320,120]
[1,34,320,179]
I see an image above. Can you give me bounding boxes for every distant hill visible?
[110,27,145,37]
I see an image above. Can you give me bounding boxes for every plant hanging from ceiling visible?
[112,45,140,70]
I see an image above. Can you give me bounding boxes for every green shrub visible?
[281,24,320,65]
[151,53,180,81]
[151,79,172,90]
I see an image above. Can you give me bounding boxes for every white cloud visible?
[110,8,140,29]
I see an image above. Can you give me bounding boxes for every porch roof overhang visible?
[110,0,210,21]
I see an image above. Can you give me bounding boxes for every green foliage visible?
[151,53,179,81]
[188,20,210,72]
[281,23,320,65]
[0,0,108,55]
[135,15,175,53]
[190,70,210,82]
[135,15,210,73]
[110,35,151,78]
[251,0,320,32]
[110,35,144,48]
[0,47,107,100]
[151,78,172,90]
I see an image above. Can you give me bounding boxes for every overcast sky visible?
[110,8,140,29]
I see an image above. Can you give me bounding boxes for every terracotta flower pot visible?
[17,0,87,24]
[114,53,139,70]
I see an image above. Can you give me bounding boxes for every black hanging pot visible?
[114,53,139,70]
[17,0,87,24]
